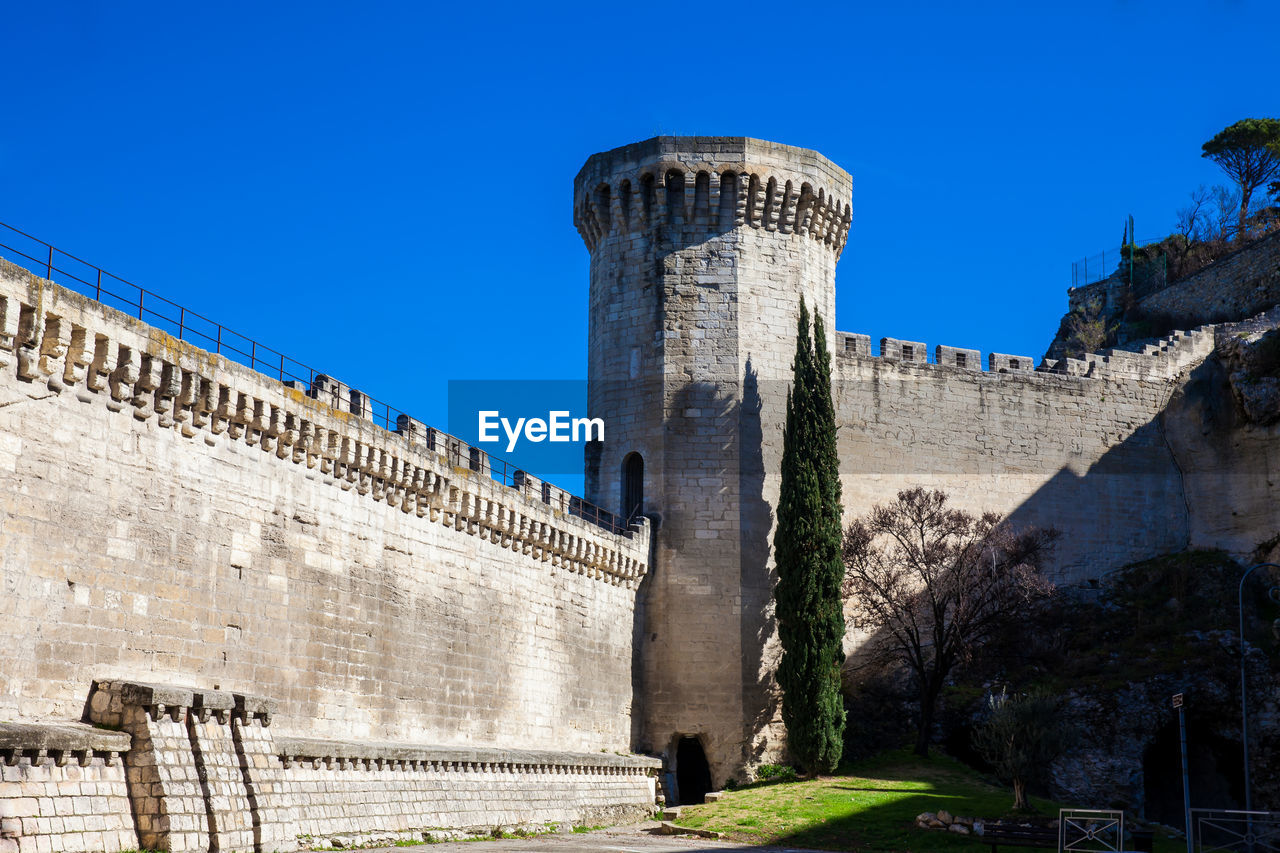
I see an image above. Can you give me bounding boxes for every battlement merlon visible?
[573,136,853,256]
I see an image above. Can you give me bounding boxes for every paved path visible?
[358,821,827,853]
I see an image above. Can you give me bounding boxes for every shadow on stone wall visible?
[738,359,780,771]
[839,355,1280,809]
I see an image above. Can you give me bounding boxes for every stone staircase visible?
[1041,325,1216,381]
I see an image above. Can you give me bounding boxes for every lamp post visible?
[1238,562,1280,812]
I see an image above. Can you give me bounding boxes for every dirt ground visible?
[355,821,826,853]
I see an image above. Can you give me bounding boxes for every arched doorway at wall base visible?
[674,735,713,805]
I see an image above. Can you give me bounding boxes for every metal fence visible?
[1060,809,1125,853]
[0,222,628,535]
[1071,239,1163,289]
[1192,809,1280,853]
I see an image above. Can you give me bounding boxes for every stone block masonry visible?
[1137,229,1280,326]
[827,324,1218,579]
[573,136,1249,789]
[1,682,660,853]
[0,723,132,853]
[12,129,1273,831]
[578,137,854,787]
[1064,230,1280,332]
[0,257,649,747]
[273,737,657,845]
[0,254,650,765]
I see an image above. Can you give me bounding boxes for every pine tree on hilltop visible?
[774,298,845,775]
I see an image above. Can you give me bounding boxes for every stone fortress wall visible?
[576,136,1278,792]
[0,259,657,853]
[827,326,1214,580]
[5,133,1280,852]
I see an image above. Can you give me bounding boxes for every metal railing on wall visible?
[1071,238,1163,289]
[0,221,628,535]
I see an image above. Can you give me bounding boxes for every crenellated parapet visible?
[835,326,1216,384]
[573,136,852,257]
[0,257,650,588]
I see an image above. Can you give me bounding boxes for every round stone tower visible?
[574,137,852,789]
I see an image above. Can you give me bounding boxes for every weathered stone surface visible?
[0,723,130,757]
[1216,325,1280,424]
[117,682,195,711]
[1139,230,1280,328]
[0,734,135,853]
[574,135,1234,789]
[579,136,852,786]
[0,257,657,851]
[0,259,649,755]
[6,683,661,853]
[275,736,662,771]
[7,133,1280,852]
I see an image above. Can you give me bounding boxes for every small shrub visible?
[754,763,798,783]
[1063,298,1118,358]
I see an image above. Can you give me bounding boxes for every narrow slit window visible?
[621,452,644,523]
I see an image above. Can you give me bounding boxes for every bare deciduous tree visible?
[1176,185,1213,245]
[842,488,1057,757]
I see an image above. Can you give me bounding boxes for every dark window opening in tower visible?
[618,179,632,226]
[674,737,713,805]
[594,183,611,233]
[621,452,643,523]
[665,170,685,223]
[694,171,710,224]
[796,183,814,232]
[764,176,778,228]
[719,171,737,225]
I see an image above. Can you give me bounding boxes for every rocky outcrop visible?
[1216,326,1280,425]
[1047,631,1275,815]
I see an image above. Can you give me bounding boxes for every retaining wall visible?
[0,682,659,853]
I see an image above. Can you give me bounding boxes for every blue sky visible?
[4,1,1277,495]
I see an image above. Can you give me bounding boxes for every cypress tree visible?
[773,298,845,775]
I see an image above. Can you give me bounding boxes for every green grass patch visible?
[672,749,1065,852]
